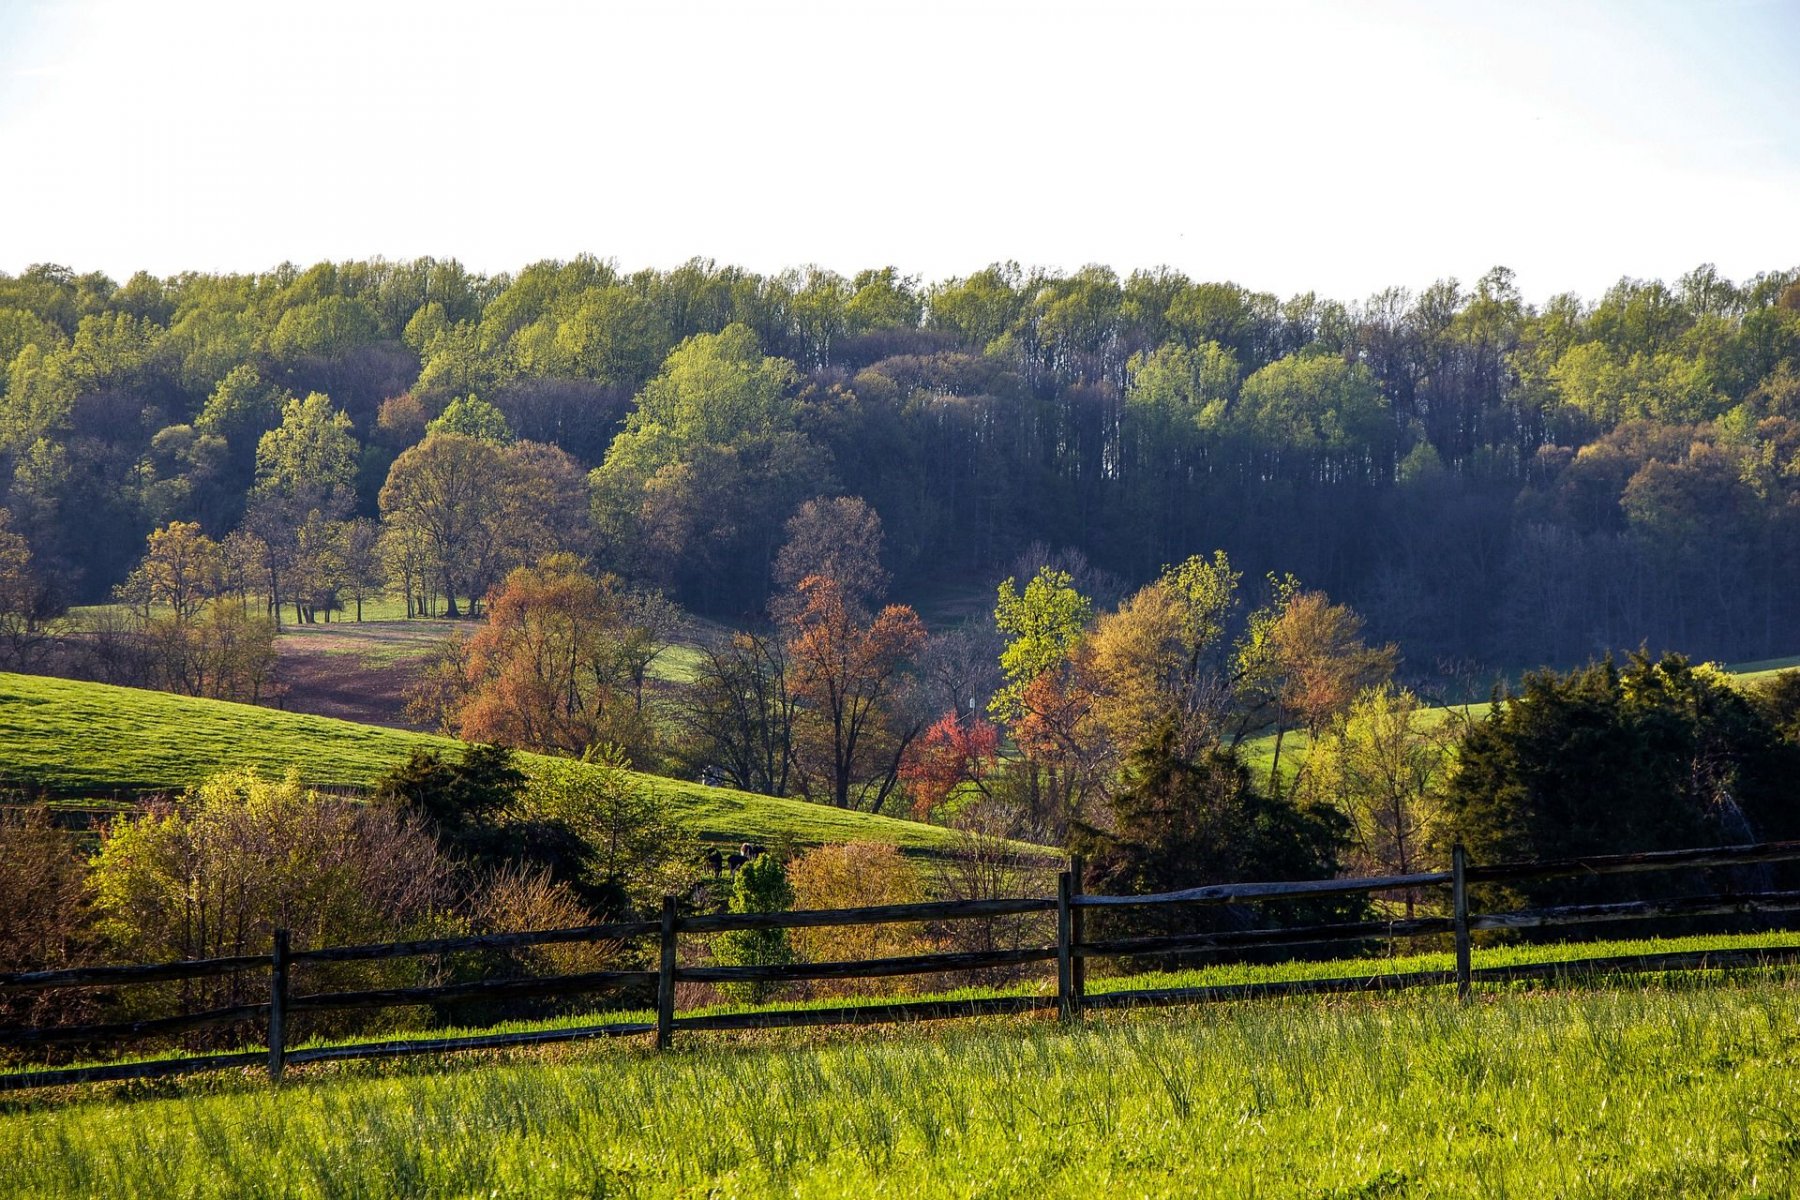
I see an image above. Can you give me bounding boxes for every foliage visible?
[0,505,55,669]
[784,574,926,811]
[464,865,611,979]
[773,494,889,612]
[990,567,1091,725]
[898,711,1000,821]
[520,754,697,918]
[1752,669,1800,745]
[427,394,514,443]
[711,853,795,1002]
[426,556,670,760]
[1071,723,1357,944]
[370,743,527,841]
[113,521,223,620]
[1446,653,1800,905]
[4,253,1800,686]
[785,841,929,993]
[0,804,92,1028]
[1294,686,1457,913]
[88,769,454,1012]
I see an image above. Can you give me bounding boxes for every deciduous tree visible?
[785,574,926,810]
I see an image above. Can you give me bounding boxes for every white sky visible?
[1,0,1797,304]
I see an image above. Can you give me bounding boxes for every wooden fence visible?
[6,839,1800,1092]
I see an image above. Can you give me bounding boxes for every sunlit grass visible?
[11,928,1795,1082]
[0,672,988,853]
[7,974,1800,1197]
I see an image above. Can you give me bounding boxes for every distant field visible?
[1239,657,1793,789]
[8,965,1800,1197]
[0,673,994,855]
[1725,655,1800,685]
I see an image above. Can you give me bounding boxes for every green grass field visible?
[7,970,1800,1197]
[0,673,990,854]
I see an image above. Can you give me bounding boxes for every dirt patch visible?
[272,619,458,729]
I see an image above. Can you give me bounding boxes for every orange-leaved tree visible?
[784,574,925,810]
[432,554,671,760]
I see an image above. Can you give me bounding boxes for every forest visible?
[0,254,1796,675]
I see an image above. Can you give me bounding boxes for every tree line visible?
[1,256,1798,673]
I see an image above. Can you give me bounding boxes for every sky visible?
[1,0,1797,304]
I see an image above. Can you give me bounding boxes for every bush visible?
[466,866,613,979]
[89,769,456,1029]
[519,754,697,918]
[787,841,929,994]
[711,855,795,1003]
[1447,654,1800,911]
[0,804,94,1032]
[1070,724,1358,957]
[928,822,1060,982]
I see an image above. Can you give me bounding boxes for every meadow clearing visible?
[5,972,1800,1198]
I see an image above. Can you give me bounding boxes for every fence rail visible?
[5,838,1800,1092]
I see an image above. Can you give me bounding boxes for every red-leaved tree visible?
[899,711,1001,820]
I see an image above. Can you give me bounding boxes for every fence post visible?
[268,928,290,1082]
[1452,843,1471,1002]
[1068,853,1086,1016]
[1057,869,1075,1022]
[656,896,677,1050]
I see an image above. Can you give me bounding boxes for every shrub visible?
[0,804,93,1031]
[928,822,1059,982]
[1447,654,1800,910]
[711,855,794,1003]
[787,841,930,994]
[1070,723,1358,956]
[519,754,697,919]
[89,769,456,1026]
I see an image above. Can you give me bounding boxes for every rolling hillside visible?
[0,673,1004,855]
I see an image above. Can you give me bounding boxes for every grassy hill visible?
[0,673,1000,855]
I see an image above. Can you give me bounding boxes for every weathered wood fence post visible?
[1452,843,1471,1002]
[1057,868,1076,1021]
[268,928,290,1082]
[656,896,677,1050]
[1069,853,1086,1017]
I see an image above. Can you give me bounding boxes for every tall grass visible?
[7,978,1800,1197]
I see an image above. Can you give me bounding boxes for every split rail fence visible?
[6,838,1800,1092]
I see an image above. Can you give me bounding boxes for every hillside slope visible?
[0,673,998,855]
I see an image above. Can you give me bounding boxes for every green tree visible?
[114,520,224,621]
[990,566,1092,724]
[428,394,514,443]
[253,391,359,517]
[521,754,696,918]
[1446,655,1800,906]
[1298,686,1455,914]
[712,854,796,1002]
[1071,724,1356,940]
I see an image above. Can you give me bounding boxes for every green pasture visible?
[0,673,984,855]
[8,927,1794,1082]
[7,964,1800,1197]
[1725,654,1800,686]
